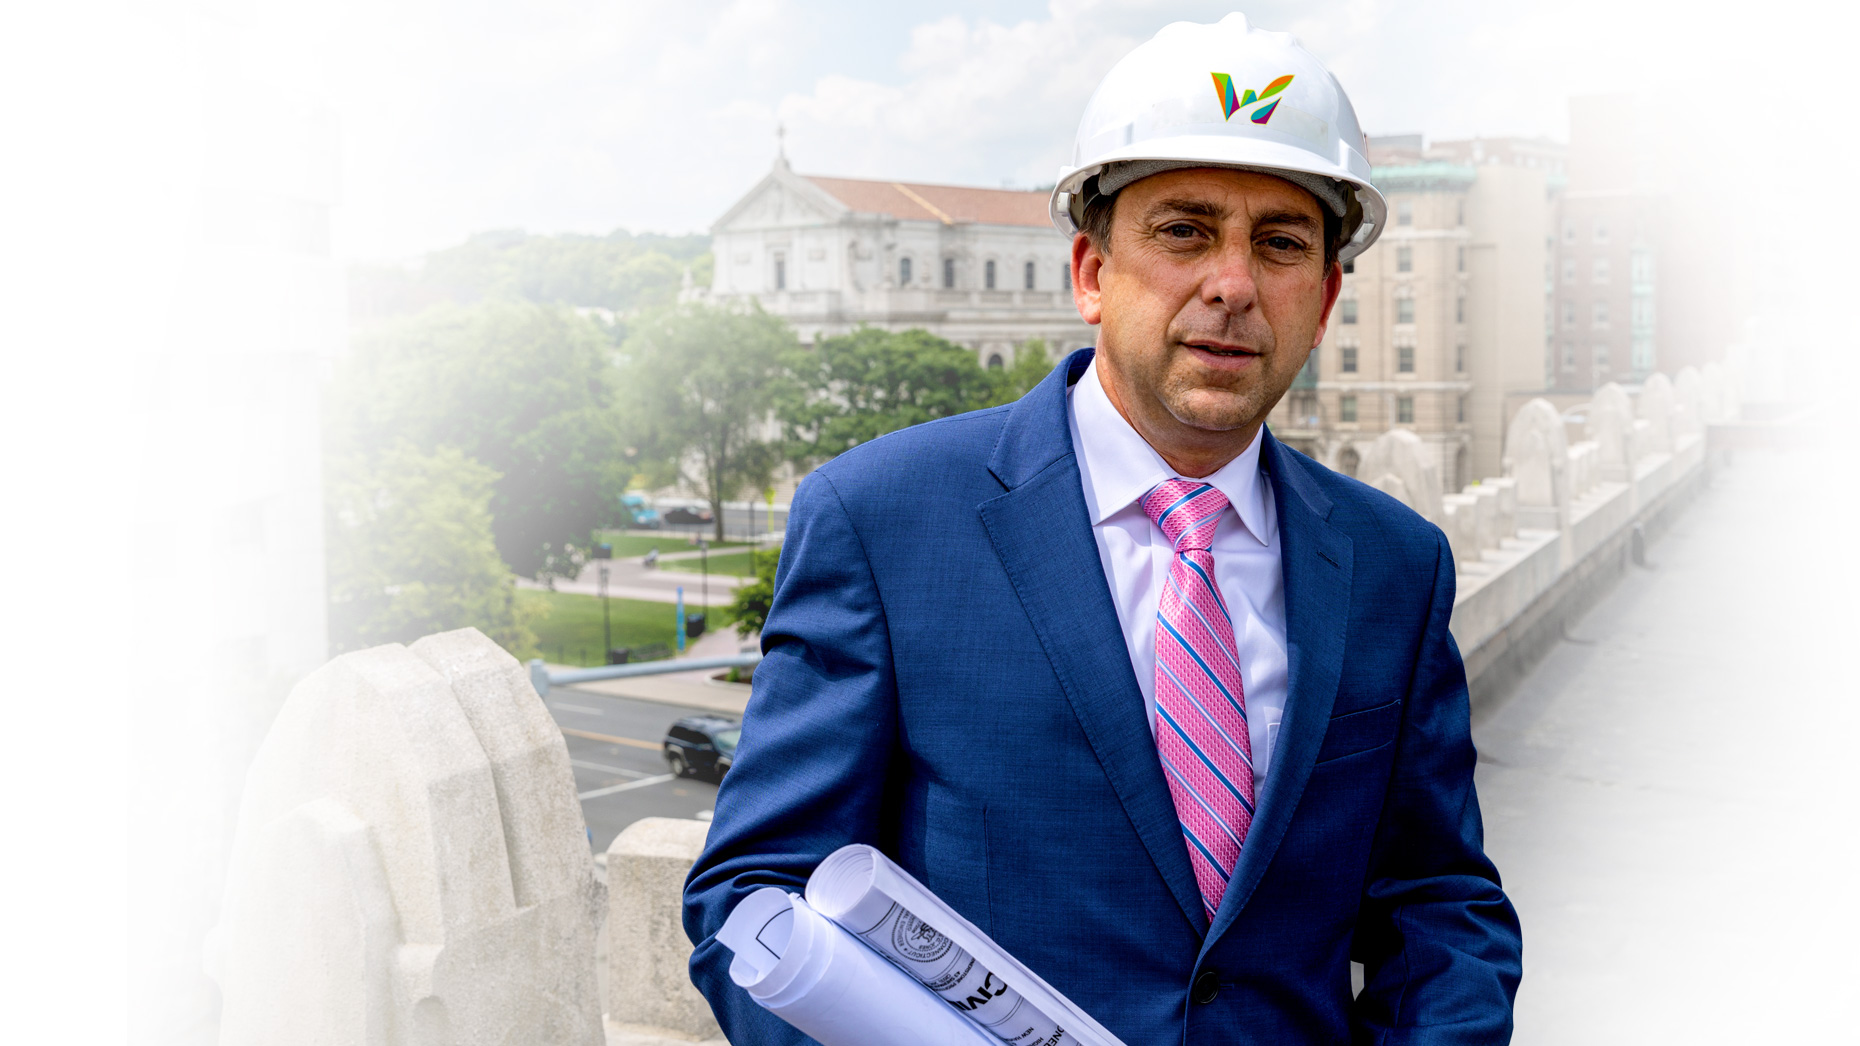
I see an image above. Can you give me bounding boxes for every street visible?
[547,686,727,851]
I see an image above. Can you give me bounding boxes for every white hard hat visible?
[1051,12,1386,262]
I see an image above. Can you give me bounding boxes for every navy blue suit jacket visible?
[684,349,1521,1045]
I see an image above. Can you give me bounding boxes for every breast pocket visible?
[1313,699,1402,764]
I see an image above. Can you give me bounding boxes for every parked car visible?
[663,506,713,525]
[663,715,740,780]
[620,493,661,529]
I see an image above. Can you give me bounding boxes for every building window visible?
[1632,296,1655,332]
[1562,341,1576,370]
[943,257,955,288]
[772,253,787,290]
[1340,299,1358,324]
[1455,343,1465,372]
[1397,200,1413,226]
[1457,246,1465,272]
[1456,296,1465,323]
[984,260,997,289]
[1289,391,1319,427]
[1457,395,1467,424]
[1340,394,1358,422]
[899,257,912,285]
[1341,346,1358,372]
[1397,246,1413,272]
[1398,345,1415,372]
[1343,259,1354,274]
[1563,219,1576,244]
[1061,265,1070,291]
[1593,301,1610,328]
[1397,396,1414,424]
[1024,261,1036,290]
[1594,344,1610,371]
[1593,219,1609,244]
[1562,257,1576,284]
[986,353,1004,371]
[1592,258,1611,283]
[1562,300,1576,328]
[1396,297,1414,324]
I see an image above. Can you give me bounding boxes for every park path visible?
[1473,446,1858,1043]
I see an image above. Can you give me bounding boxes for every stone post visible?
[605,818,722,1044]
[209,628,606,1046]
[1638,373,1675,455]
[1588,382,1636,482]
[1441,493,1479,568]
[1503,398,1570,532]
[1358,428,1443,524]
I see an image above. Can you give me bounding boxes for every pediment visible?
[712,170,846,233]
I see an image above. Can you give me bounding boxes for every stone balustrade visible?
[207,369,1735,1045]
[1367,368,1729,695]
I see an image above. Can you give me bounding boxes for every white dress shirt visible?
[1065,359,1291,783]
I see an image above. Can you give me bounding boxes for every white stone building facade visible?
[707,157,1095,369]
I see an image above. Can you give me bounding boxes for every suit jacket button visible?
[1192,969,1220,1005]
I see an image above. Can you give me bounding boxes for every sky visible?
[236,0,1816,263]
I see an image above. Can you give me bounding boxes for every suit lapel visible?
[1201,432,1354,954]
[979,349,1208,936]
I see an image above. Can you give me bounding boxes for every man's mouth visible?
[1184,341,1260,358]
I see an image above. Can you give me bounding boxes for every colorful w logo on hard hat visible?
[1211,73,1294,124]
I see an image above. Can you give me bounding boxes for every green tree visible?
[728,547,782,639]
[781,327,1008,465]
[619,301,798,542]
[332,301,624,581]
[413,229,710,313]
[999,338,1058,400]
[326,444,541,657]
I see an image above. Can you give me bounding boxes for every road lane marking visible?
[561,726,660,751]
[570,759,652,779]
[550,702,605,715]
[578,773,676,800]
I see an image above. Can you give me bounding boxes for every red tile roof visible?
[803,175,1052,227]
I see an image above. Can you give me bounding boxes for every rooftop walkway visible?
[1473,446,1857,1042]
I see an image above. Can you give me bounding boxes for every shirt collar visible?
[1068,358,1272,545]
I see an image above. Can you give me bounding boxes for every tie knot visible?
[1142,479,1229,551]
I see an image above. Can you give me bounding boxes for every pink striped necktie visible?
[1142,478,1255,923]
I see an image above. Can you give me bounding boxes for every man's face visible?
[1072,167,1341,468]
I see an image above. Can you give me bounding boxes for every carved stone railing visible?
[210,365,1739,1044]
[1354,364,1733,698]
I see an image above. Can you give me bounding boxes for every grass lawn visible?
[592,530,748,557]
[658,549,761,578]
[518,589,740,667]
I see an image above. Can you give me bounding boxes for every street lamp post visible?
[698,537,709,616]
[598,561,611,663]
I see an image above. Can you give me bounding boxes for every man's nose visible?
[1201,241,1259,312]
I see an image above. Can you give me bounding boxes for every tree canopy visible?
[350,229,712,323]
[325,444,541,657]
[331,300,624,580]
[780,329,1058,465]
[618,302,798,542]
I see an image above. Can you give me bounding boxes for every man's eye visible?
[1163,223,1202,239]
[1261,235,1305,251]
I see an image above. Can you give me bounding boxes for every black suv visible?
[663,715,740,781]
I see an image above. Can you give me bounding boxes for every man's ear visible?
[1073,233,1105,326]
[1311,259,1343,348]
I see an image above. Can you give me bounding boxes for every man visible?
[685,14,1521,1044]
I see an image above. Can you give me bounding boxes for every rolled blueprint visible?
[717,886,1000,1046]
[811,888,1069,1046]
[807,847,1122,1046]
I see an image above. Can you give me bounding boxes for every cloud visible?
[322,0,1852,261]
